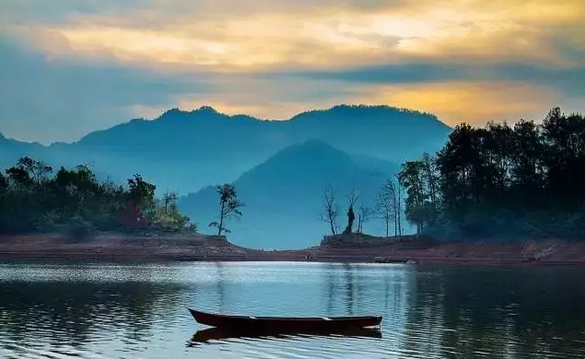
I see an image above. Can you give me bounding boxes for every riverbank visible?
[1,233,585,266]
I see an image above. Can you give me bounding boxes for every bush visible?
[67,215,95,241]
[33,211,60,233]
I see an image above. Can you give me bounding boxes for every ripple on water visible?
[1,262,585,359]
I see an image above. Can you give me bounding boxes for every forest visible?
[399,107,585,240]
[0,157,194,237]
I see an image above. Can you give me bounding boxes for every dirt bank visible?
[1,233,585,266]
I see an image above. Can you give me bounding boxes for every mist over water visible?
[1,261,584,359]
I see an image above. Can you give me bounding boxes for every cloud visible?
[0,37,363,143]
[0,38,215,143]
[10,0,580,71]
[290,62,585,98]
[0,0,584,142]
[364,82,565,126]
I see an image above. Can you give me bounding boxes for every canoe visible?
[188,309,382,333]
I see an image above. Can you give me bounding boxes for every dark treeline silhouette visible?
[399,107,585,239]
[0,157,195,237]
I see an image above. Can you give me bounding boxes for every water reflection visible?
[401,266,585,358]
[0,280,185,342]
[188,327,383,346]
[0,262,584,359]
[215,262,226,312]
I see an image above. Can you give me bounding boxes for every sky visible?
[0,0,584,144]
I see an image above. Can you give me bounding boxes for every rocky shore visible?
[1,233,584,266]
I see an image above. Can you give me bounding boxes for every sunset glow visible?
[0,0,584,142]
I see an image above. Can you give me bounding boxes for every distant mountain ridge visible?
[179,140,407,249]
[0,104,451,193]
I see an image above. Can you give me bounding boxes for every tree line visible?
[0,157,243,238]
[398,107,585,240]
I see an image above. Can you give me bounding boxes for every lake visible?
[1,261,584,359]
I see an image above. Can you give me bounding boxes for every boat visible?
[188,309,382,333]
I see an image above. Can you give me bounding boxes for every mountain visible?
[178,140,407,249]
[285,105,449,160]
[0,133,45,169]
[0,105,451,193]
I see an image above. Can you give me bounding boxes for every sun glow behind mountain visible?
[0,0,584,142]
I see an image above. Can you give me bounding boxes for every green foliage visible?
[400,107,585,240]
[0,157,194,237]
[128,175,156,213]
[209,183,243,235]
[152,191,194,232]
[398,153,440,233]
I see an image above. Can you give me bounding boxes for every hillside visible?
[0,105,451,193]
[179,140,406,249]
[0,133,45,169]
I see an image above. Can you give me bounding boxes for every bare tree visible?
[342,188,360,234]
[395,174,403,236]
[162,191,178,215]
[209,183,243,235]
[376,180,397,237]
[357,204,372,233]
[320,185,339,235]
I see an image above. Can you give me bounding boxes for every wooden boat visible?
[188,309,382,333]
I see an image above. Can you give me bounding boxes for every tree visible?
[399,161,429,233]
[342,189,360,234]
[320,185,339,235]
[127,175,156,219]
[54,164,98,215]
[162,191,178,215]
[376,180,396,237]
[421,153,440,208]
[394,173,403,236]
[16,157,53,183]
[0,157,194,236]
[5,156,52,189]
[121,202,148,232]
[209,183,243,236]
[400,107,585,239]
[0,172,7,230]
[511,120,545,197]
[154,191,192,232]
[356,204,372,234]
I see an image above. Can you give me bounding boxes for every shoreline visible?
[2,254,584,268]
[1,233,585,267]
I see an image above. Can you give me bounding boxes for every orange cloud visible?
[367,82,564,126]
[13,0,580,71]
[0,0,583,143]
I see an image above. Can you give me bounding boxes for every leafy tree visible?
[402,107,585,239]
[127,175,156,219]
[0,157,193,237]
[121,202,148,232]
[0,172,6,196]
[6,166,31,187]
[154,191,192,232]
[398,163,424,232]
[209,183,243,236]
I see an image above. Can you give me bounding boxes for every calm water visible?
[1,261,584,359]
